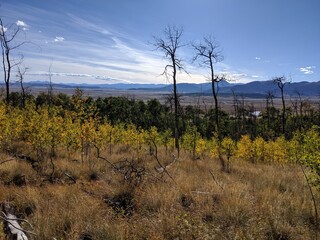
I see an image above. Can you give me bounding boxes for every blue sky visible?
[1,0,319,84]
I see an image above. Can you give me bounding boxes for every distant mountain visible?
[132,80,234,93]
[4,80,320,97]
[6,81,233,93]
[6,81,168,90]
[224,80,320,97]
[148,83,207,93]
[129,80,320,97]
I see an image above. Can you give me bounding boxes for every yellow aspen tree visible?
[252,137,266,163]
[221,137,236,171]
[209,137,219,159]
[144,126,161,158]
[181,125,201,159]
[160,129,174,154]
[122,124,145,157]
[195,138,207,158]
[61,110,81,157]
[95,120,114,154]
[0,104,23,150]
[235,135,254,162]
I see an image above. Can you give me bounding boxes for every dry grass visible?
[0,147,319,239]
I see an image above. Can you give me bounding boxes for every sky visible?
[0,0,319,84]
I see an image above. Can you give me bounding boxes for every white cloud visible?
[16,20,28,27]
[0,26,7,34]
[255,57,270,63]
[232,73,247,78]
[28,72,92,78]
[26,71,129,84]
[54,36,65,42]
[300,66,315,74]
[252,75,259,78]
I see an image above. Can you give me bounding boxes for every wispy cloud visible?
[67,13,111,35]
[54,36,64,42]
[254,56,271,63]
[26,71,129,83]
[300,66,315,74]
[2,7,268,85]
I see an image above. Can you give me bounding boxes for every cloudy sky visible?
[0,0,319,84]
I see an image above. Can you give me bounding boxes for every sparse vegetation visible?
[0,92,319,239]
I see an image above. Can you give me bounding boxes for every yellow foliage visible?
[122,124,145,155]
[221,137,236,159]
[208,138,219,159]
[0,104,24,149]
[252,137,266,163]
[0,99,317,170]
[264,136,288,163]
[95,121,113,149]
[61,112,81,151]
[195,138,207,155]
[235,135,253,162]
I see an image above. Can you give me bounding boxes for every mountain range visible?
[5,80,320,98]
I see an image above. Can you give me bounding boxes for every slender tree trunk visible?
[5,80,9,103]
[1,48,7,100]
[5,51,11,104]
[109,130,112,155]
[209,59,226,170]
[154,25,183,157]
[210,57,220,141]
[20,79,26,107]
[280,87,286,134]
[172,57,179,156]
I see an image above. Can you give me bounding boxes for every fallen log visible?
[1,212,28,240]
[1,204,35,240]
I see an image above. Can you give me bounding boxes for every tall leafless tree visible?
[0,17,25,104]
[47,62,54,107]
[193,36,224,140]
[265,90,275,130]
[153,25,185,156]
[16,65,29,107]
[273,75,289,135]
[193,36,228,170]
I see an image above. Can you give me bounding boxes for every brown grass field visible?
[0,143,319,239]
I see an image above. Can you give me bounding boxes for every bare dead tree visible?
[273,76,289,135]
[0,18,25,104]
[47,61,54,107]
[193,36,224,140]
[16,65,29,108]
[266,91,275,108]
[294,90,305,131]
[265,91,275,129]
[153,25,185,157]
[232,90,240,139]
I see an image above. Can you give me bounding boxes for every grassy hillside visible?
[0,95,319,239]
[0,145,318,239]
